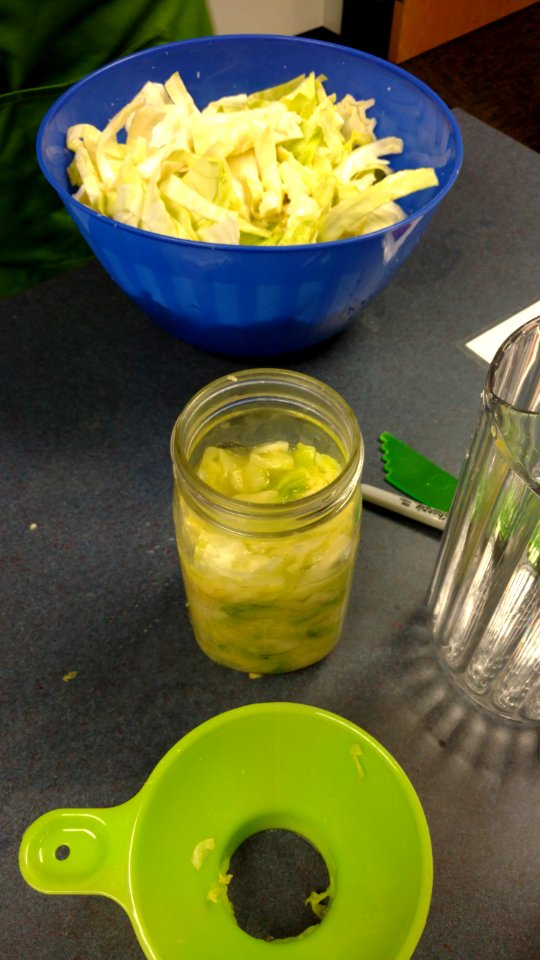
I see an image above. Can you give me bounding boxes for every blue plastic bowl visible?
[37,35,462,357]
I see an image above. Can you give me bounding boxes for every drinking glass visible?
[428,317,540,723]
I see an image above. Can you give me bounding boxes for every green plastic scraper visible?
[380,432,458,513]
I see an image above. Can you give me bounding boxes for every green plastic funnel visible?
[19,703,432,959]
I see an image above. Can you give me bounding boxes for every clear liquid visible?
[190,405,347,469]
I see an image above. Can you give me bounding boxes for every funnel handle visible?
[19,796,140,907]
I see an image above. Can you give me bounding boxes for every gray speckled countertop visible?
[2,110,540,959]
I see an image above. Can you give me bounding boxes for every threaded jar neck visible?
[170,369,364,536]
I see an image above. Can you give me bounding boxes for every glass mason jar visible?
[170,369,364,674]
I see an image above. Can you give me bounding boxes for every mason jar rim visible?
[170,368,364,528]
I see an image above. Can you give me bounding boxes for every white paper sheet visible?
[465,300,540,363]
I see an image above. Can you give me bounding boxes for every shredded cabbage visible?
[66,71,438,245]
[173,441,362,673]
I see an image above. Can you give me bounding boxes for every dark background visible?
[303,2,540,153]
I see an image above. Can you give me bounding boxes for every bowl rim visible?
[36,32,464,253]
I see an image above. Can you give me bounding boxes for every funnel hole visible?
[55,844,71,861]
[228,829,330,941]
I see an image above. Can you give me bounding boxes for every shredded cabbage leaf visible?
[173,439,361,673]
[67,71,438,245]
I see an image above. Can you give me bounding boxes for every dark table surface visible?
[2,109,540,959]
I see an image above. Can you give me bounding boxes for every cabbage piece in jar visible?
[173,440,361,673]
